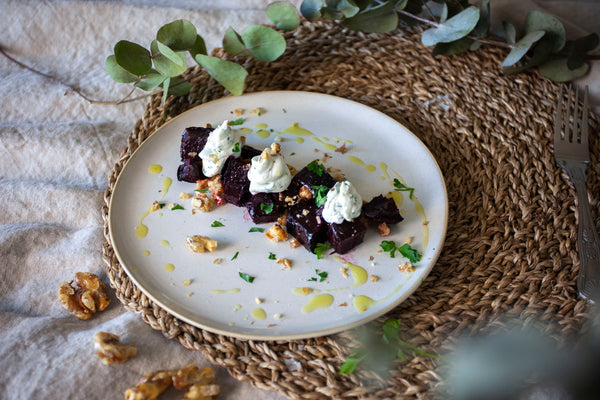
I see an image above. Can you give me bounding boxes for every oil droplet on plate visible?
[210,288,241,294]
[160,240,170,247]
[239,127,253,134]
[254,123,268,129]
[301,294,334,314]
[365,164,376,172]
[347,155,365,166]
[161,177,172,197]
[295,137,304,144]
[283,123,315,137]
[135,223,148,239]
[312,137,337,151]
[256,129,270,139]
[164,263,175,272]
[353,295,375,313]
[251,308,267,321]
[148,164,162,174]
[142,250,150,257]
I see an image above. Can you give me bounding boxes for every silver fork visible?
[554,84,600,303]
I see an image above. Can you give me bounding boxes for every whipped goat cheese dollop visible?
[199,120,241,177]
[247,144,292,194]
[322,180,362,224]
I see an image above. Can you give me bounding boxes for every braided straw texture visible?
[102,20,599,399]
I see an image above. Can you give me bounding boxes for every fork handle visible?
[573,177,600,303]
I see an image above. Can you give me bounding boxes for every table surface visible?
[1,1,598,399]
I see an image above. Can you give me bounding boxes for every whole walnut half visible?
[58,272,110,320]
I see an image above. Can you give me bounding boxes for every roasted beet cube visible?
[220,156,251,206]
[362,195,403,225]
[177,156,206,182]
[246,193,281,223]
[241,145,262,161]
[284,164,338,202]
[327,219,367,254]
[180,126,212,160]
[286,200,327,252]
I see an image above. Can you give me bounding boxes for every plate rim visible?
[108,90,449,340]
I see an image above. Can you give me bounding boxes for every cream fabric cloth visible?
[0,1,597,399]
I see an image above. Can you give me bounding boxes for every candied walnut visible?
[93,331,136,365]
[334,143,347,154]
[186,235,218,253]
[298,185,313,200]
[173,365,215,390]
[124,370,175,400]
[398,262,415,273]
[207,175,224,205]
[191,192,216,212]
[289,238,300,249]
[377,222,391,237]
[58,272,110,320]
[276,258,292,269]
[265,224,288,242]
[269,142,280,155]
[183,383,220,400]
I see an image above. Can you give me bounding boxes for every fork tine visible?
[566,84,573,142]
[555,84,564,141]
[581,85,589,145]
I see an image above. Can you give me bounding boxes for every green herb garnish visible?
[268,252,277,260]
[238,272,255,283]
[170,204,184,210]
[308,269,328,282]
[231,251,239,261]
[195,188,208,193]
[232,142,240,152]
[211,220,225,227]
[393,178,415,200]
[306,160,325,176]
[339,348,368,374]
[260,203,274,214]
[380,240,421,263]
[249,227,264,233]
[229,118,244,126]
[314,243,331,259]
[311,185,329,207]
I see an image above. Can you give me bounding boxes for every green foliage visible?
[267,1,301,31]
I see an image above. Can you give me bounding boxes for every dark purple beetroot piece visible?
[177,156,207,183]
[286,200,327,252]
[241,145,262,161]
[220,156,251,206]
[285,162,337,199]
[246,192,281,223]
[362,195,403,225]
[180,126,212,160]
[327,219,367,254]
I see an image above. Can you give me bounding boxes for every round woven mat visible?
[102,20,599,399]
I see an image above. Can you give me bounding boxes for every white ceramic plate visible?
[109,91,447,340]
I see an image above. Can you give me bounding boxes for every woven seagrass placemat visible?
[102,20,599,399]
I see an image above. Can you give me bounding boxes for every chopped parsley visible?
[232,142,240,152]
[238,272,255,283]
[311,185,329,207]
[195,188,208,193]
[249,227,264,233]
[211,220,225,227]
[231,251,239,261]
[380,240,421,263]
[306,160,325,176]
[260,203,274,214]
[393,178,415,200]
[268,252,277,260]
[314,243,331,259]
[339,348,367,374]
[170,204,184,210]
[229,118,244,125]
[308,269,328,282]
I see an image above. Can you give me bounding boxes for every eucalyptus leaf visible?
[503,36,554,74]
[300,0,324,21]
[241,25,286,62]
[433,37,475,56]
[539,59,589,82]
[156,40,186,67]
[503,21,517,45]
[470,0,490,39]
[223,27,250,57]
[161,76,170,118]
[195,54,248,95]
[134,71,166,91]
[105,55,138,83]
[327,0,360,18]
[501,30,545,67]
[166,76,191,96]
[342,1,398,33]
[189,35,207,58]
[421,6,480,46]
[151,40,187,77]
[266,1,301,31]
[567,33,599,70]
[439,3,448,23]
[114,40,152,75]
[524,10,566,52]
[156,20,197,51]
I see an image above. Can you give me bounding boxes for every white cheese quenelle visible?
[199,120,241,177]
[247,143,292,194]
[322,180,362,224]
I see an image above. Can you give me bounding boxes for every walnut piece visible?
[58,272,110,320]
[265,224,288,242]
[186,235,218,253]
[191,192,216,212]
[173,364,215,390]
[93,331,136,365]
[377,222,391,237]
[124,370,176,400]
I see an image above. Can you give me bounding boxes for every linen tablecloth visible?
[1,1,598,399]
